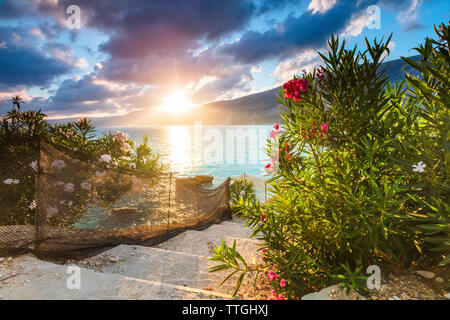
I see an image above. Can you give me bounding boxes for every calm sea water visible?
[95,125,272,197]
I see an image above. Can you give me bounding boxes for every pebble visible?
[109,256,119,262]
[414,270,435,279]
[434,277,444,283]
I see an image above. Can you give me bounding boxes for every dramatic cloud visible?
[0,0,441,118]
[0,27,74,90]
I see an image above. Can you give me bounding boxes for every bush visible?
[210,23,449,299]
[0,107,166,225]
[229,177,256,206]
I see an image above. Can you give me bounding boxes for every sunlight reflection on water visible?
[95,125,272,189]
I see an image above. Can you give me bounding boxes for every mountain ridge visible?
[50,55,421,126]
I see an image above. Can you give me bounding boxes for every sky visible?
[0,0,449,119]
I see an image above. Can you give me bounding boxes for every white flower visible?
[80,182,92,191]
[121,156,131,161]
[30,161,38,172]
[29,200,37,210]
[100,154,112,163]
[47,206,58,217]
[51,159,66,170]
[68,201,73,207]
[130,163,136,169]
[63,183,75,192]
[3,178,19,185]
[412,161,426,173]
[240,190,246,196]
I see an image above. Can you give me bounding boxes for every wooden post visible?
[34,137,41,241]
[264,181,267,203]
[196,188,200,223]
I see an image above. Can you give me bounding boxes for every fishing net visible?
[0,138,231,258]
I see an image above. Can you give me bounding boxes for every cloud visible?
[271,50,322,83]
[219,1,356,64]
[0,0,435,118]
[308,0,337,14]
[0,29,74,90]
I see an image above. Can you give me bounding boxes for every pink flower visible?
[260,212,266,223]
[280,278,286,287]
[121,143,132,152]
[265,163,272,173]
[283,79,309,101]
[270,129,279,139]
[277,294,285,300]
[267,270,277,281]
[320,123,328,132]
[261,248,266,254]
[274,124,279,130]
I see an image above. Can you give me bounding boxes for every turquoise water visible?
[95,125,272,190]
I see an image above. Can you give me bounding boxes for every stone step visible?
[0,254,232,300]
[78,244,254,297]
[156,225,254,257]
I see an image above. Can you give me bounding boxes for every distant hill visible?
[51,55,421,126]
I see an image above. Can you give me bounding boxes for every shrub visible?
[210,23,449,299]
[0,106,166,225]
[229,177,256,206]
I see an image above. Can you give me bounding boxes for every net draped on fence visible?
[0,138,231,257]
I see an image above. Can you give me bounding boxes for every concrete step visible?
[0,254,232,300]
[156,225,253,257]
[78,244,254,297]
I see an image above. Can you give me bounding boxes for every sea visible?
[94,125,274,200]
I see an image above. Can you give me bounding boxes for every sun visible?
[158,90,194,113]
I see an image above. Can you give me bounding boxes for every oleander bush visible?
[211,22,449,299]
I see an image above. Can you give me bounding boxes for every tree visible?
[11,95,24,111]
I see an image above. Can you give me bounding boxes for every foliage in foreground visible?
[210,22,449,299]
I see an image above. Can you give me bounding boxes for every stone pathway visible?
[0,216,262,300]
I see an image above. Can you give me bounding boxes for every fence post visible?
[34,137,41,242]
[196,188,200,223]
[167,172,172,230]
[264,181,267,203]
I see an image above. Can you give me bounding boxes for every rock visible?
[0,258,4,262]
[414,270,436,279]
[109,256,119,263]
[301,283,364,300]
[444,293,450,299]
[434,277,444,283]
